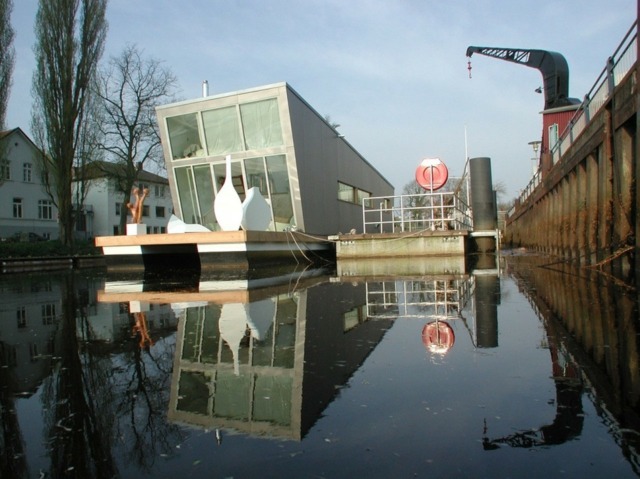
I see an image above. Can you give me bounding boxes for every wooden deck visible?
[94,230,333,269]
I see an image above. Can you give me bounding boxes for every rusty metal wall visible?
[505,67,638,276]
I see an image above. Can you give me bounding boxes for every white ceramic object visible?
[126,223,147,236]
[166,214,211,233]
[241,187,272,231]
[218,303,247,375]
[214,155,243,231]
[245,298,276,341]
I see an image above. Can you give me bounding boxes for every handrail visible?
[362,191,473,234]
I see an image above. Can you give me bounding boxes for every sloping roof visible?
[78,160,168,184]
[0,127,45,154]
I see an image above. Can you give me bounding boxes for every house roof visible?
[78,160,169,184]
[0,127,45,154]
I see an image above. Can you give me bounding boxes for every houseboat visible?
[95,82,393,269]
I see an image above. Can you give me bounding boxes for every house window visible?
[38,200,53,220]
[142,205,149,217]
[202,106,243,155]
[42,303,56,325]
[155,206,165,218]
[23,162,32,182]
[29,343,39,362]
[115,202,121,215]
[76,213,86,232]
[338,182,355,203]
[548,123,559,152]
[338,182,370,205]
[13,198,22,218]
[357,189,371,204]
[17,307,26,329]
[239,99,283,149]
[167,112,201,160]
[0,159,10,180]
[154,185,165,197]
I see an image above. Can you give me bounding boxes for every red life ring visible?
[415,158,449,191]
[422,321,455,354]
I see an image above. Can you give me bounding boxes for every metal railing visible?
[362,191,472,234]
[366,277,475,319]
[511,21,637,213]
[551,22,637,165]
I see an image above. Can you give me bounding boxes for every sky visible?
[5,0,637,199]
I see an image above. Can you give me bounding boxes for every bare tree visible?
[0,0,15,188]
[31,0,107,247]
[95,44,178,234]
[0,0,14,131]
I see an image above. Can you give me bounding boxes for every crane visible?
[466,46,581,110]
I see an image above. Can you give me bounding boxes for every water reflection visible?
[504,254,640,471]
[98,266,391,442]
[1,254,640,477]
[1,271,181,478]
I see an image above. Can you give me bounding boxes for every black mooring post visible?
[470,157,497,253]
[474,274,500,348]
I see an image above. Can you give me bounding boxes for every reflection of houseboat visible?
[97,267,393,441]
[96,83,393,268]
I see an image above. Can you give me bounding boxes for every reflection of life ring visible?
[422,321,455,354]
[415,158,449,191]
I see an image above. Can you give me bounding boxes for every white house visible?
[80,161,174,237]
[0,128,174,241]
[0,128,59,240]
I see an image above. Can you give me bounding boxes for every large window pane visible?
[214,372,251,420]
[213,160,245,201]
[193,165,216,229]
[357,189,371,205]
[174,166,199,223]
[167,113,204,160]
[253,376,292,425]
[240,99,283,150]
[338,181,354,202]
[244,157,268,196]
[176,371,210,415]
[202,106,243,155]
[266,155,294,229]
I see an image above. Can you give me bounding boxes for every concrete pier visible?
[332,230,468,260]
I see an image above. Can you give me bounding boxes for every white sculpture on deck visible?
[213,154,272,232]
[241,187,272,231]
[167,214,211,233]
[214,154,244,231]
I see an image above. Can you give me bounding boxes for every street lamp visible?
[528,140,541,175]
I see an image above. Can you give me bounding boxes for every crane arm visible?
[466,46,580,109]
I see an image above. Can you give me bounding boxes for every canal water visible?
[1,252,639,478]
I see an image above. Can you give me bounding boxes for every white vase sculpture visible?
[241,187,272,231]
[218,303,246,376]
[214,155,243,231]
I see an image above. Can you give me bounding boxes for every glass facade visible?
[167,113,202,160]
[174,154,294,231]
[202,106,242,155]
[167,98,284,161]
[167,97,293,232]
